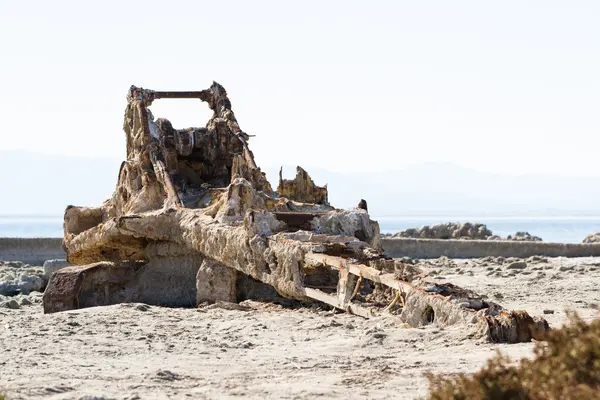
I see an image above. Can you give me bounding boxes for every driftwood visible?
[45,81,549,343]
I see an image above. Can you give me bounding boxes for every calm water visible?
[0,216,64,238]
[2,215,600,243]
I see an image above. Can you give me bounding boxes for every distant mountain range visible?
[2,150,599,217]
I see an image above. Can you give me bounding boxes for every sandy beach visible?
[1,255,598,400]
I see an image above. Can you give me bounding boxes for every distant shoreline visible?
[2,215,600,243]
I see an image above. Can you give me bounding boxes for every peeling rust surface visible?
[43,266,87,313]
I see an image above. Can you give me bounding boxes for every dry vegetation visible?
[426,311,600,400]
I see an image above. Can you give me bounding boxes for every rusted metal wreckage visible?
[44,82,549,343]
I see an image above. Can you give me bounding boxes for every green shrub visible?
[426,312,600,400]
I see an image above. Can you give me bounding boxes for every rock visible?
[0,282,20,296]
[43,259,73,279]
[395,227,543,242]
[17,274,44,295]
[543,309,555,314]
[392,222,492,240]
[583,233,600,243]
[507,261,528,270]
[6,261,24,268]
[0,263,46,296]
[526,256,548,263]
[506,232,542,242]
[27,291,44,303]
[487,235,503,241]
[1,299,20,309]
[20,297,32,306]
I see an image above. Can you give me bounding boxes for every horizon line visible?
[4,213,600,221]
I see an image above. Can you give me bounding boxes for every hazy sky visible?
[1,1,599,176]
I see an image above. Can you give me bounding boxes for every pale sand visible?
[1,256,599,400]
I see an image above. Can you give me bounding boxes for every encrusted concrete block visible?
[196,259,237,304]
[43,262,138,314]
[43,257,202,314]
[136,256,202,307]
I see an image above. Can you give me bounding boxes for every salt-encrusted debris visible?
[43,82,549,343]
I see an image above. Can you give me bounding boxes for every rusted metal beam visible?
[305,253,414,293]
[152,91,211,100]
[303,288,375,318]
